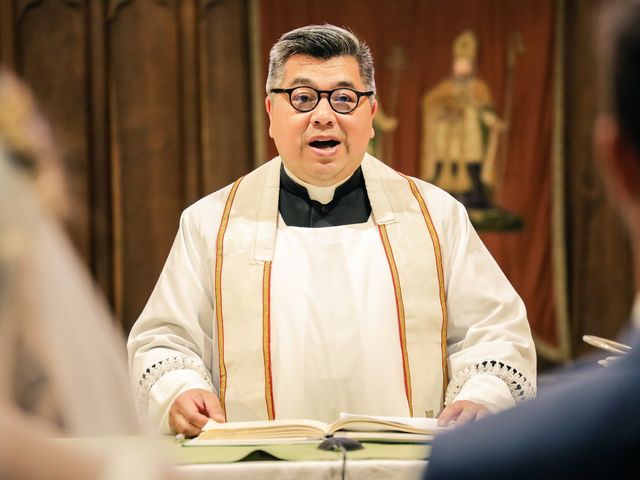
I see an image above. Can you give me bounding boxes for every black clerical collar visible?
[278,164,371,228]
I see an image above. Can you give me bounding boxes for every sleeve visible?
[127,201,221,434]
[437,195,536,411]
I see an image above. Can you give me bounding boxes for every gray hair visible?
[266,24,376,95]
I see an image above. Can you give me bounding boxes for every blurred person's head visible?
[0,67,68,219]
[0,67,142,437]
[594,0,640,285]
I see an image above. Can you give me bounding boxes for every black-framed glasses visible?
[270,86,374,114]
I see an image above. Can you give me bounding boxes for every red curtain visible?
[260,0,558,356]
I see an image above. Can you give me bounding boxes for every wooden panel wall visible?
[0,0,254,333]
[0,0,635,358]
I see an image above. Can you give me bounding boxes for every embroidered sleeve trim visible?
[444,359,536,405]
[137,356,213,404]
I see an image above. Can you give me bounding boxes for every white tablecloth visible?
[178,459,427,480]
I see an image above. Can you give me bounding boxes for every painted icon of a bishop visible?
[420,30,505,209]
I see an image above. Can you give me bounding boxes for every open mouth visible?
[309,139,340,149]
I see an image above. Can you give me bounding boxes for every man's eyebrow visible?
[334,80,357,89]
[287,78,357,89]
[288,77,313,87]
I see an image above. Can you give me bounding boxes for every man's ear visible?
[265,96,274,138]
[594,114,640,205]
[370,99,378,138]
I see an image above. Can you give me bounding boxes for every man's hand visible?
[437,400,490,427]
[168,388,225,437]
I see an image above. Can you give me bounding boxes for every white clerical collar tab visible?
[282,164,348,205]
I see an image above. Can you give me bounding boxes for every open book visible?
[186,413,449,446]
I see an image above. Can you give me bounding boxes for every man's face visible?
[453,57,473,78]
[266,54,377,186]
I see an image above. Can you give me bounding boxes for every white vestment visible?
[271,216,410,422]
[128,154,536,433]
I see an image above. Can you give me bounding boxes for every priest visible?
[128,24,536,436]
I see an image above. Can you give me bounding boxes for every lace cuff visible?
[137,356,213,403]
[445,359,535,406]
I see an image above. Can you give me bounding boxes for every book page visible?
[194,418,330,442]
[328,413,450,435]
[335,431,435,443]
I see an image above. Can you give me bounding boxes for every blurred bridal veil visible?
[0,67,170,479]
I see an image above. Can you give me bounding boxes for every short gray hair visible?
[266,24,376,95]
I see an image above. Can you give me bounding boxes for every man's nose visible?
[310,96,335,125]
